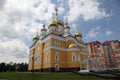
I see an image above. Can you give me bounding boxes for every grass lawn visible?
[0,72,108,80]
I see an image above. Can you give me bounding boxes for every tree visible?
[0,62,28,72]
[0,63,7,72]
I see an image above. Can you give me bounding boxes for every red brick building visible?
[87,40,120,70]
[87,41,106,70]
[109,40,120,68]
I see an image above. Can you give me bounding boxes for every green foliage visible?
[0,72,104,80]
[0,62,28,72]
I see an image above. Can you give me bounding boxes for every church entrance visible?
[55,64,59,72]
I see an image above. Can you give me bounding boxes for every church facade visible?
[28,9,88,72]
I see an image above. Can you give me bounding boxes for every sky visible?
[0,0,120,63]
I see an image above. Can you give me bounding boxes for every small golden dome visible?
[41,25,47,31]
[64,23,70,29]
[33,28,39,40]
[68,44,77,48]
[33,35,39,40]
[75,32,82,37]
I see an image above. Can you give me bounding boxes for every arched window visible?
[46,53,48,62]
[78,54,81,61]
[72,53,76,61]
[55,52,59,61]
[35,53,40,64]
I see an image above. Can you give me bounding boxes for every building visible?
[103,41,115,68]
[88,40,120,70]
[28,9,88,72]
[87,41,106,70]
[111,40,120,68]
[103,40,120,69]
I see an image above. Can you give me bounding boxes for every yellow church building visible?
[28,9,88,72]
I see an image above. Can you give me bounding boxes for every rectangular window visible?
[54,39,59,46]
[55,53,59,61]
[46,54,48,62]
[35,53,40,64]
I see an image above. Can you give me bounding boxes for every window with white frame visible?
[54,39,59,46]
[35,53,40,64]
[72,53,76,61]
[55,52,59,61]
[78,54,81,61]
[46,53,48,62]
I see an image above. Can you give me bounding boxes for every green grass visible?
[0,72,107,80]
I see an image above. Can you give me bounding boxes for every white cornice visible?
[43,46,65,52]
[41,34,86,47]
[43,46,88,55]
[66,48,80,51]
[30,34,86,50]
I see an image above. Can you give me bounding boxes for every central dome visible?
[48,19,57,27]
[49,19,64,27]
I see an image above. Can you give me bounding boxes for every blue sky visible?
[52,0,120,42]
[0,0,120,63]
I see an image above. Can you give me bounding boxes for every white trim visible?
[67,48,80,51]
[41,61,83,65]
[80,52,88,55]
[43,46,65,52]
[43,46,81,52]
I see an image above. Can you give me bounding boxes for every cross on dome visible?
[55,8,58,19]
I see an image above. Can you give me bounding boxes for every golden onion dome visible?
[68,44,77,48]
[48,19,57,27]
[48,19,64,27]
[56,19,64,26]
[41,25,47,31]
[33,35,39,40]
[33,28,39,40]
[75,32,82,37]
[64,23,70,29]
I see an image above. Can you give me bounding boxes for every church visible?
[28,9,88,72]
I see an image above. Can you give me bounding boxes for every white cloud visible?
[106,30,113,36]
[0,0,56,63]
[58,6,65,15]
[67,0,109,22]
[0,0,6,10]
[86,26,101,38]
[0,39,28,63]
[0,0,55,40]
